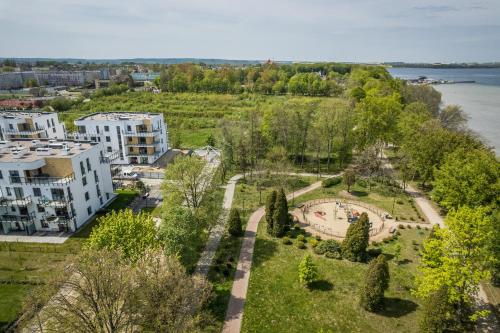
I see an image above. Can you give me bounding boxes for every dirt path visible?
[222,180,324,333]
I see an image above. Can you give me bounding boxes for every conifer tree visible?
[298,254,318,287]
[342,212,370,261]
[360,254,390,311]
[265,190,277,235]
[228,208,243,237]
[272,188,288,237]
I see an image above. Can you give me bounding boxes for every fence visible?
[299,198,386,238]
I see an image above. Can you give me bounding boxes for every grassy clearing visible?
[241,222,429,333]
[0,190,138,330]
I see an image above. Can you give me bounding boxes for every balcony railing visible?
[37,196,71,208]
[122,129,160,137]
[4,128,46,136]
[0,195,32,207]
[126,151,159,157]
[124,141,160,147]
[10,173,75,186]
[0,213,36,224]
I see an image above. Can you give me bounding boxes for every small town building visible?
[0,111,65,141]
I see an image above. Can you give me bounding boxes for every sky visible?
[0,0,499,63]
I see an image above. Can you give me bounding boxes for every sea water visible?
[388,68,500,154]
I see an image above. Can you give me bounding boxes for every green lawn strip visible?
[241,221,429,333]
[0,284,32,331]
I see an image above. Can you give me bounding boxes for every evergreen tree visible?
[228,208,243,237]
[342,212,370,262]
[265,190,277,235]
[298,254,318,287]
[420,286,456,333]
[359,254,390,311]
[272,188,288,237]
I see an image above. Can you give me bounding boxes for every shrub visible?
[282,236,292,245]
[396,199,404,205]
[325,251,342,259]
[228,208,243,237]
[322,177,342,188]
[382,237,391,243]
[416,225,421,229]
[294,225,301,231]
[410,217,415,221]
[356,178,368,188]
[296,240,306,249]
[309,238,319,248]
[398,224,405,229]
[368,247,382,257]
[297,234,305,242]
[298,254,318,286]
[407,224,413,228]
[314,239,342,256]
[315,235,322,241]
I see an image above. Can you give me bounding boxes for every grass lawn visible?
[241,222,429,333]
[0,189,138,330]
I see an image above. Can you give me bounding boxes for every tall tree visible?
[228,208,243,237]
[359,254,390,311]
[432,148,499,211]
[265,190,277,235]
[415,206,495,324]
[162,156,212,209]
[272,188,288,237]
[439,105,468,131]
[343,169,356,193]
[86,209,159,261]
[342,212,370,262]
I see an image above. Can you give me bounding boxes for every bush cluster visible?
[321,177,342,188]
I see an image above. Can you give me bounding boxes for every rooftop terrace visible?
[77,112,161,121]
[0,139,93,163]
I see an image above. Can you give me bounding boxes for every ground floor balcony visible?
[0,195,32,207]
[0,213,36,235]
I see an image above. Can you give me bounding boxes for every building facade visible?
[0,139,115,235]
[0,111,65,141]
[0,70,108,90]
[72,112,169,165]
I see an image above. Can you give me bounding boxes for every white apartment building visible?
[72,112,169,165]
[0,139,115,235]
[0,111,65,141]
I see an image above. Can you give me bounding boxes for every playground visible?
[295,198,386,239]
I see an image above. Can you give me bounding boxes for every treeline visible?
[155,62,367,96]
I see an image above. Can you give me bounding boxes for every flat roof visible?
[0,139,93,163]
[77,112,161,121]
[0,111,56,119]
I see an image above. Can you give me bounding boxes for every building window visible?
[52,127,56,133]
[82,176,87,186]
[67,187,73,201]
[51,119,55,127]
[96,126,100,134]
[37,204,45,213]
[47,119,51,128]
[9,170,20,183]
[107,146,112,152]
[99,197,103,205]
[0,171,3,179]
[96,184,101,197]
[104,126,109,132]
[127,125,132,132]
[106,193,110,200]
[86,158,92,171]
[6,187,11,196]
[94,170,99,183]
[87,206,92,215]
[85,192,90,201]
[106,136,111,142]
[11,206,16,212]
[8,124,13,130]
[33,188,41,197]
[80,161,85,175]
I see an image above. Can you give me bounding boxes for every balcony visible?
[124,140,160,148]
[122,129,160,137]
[0,195,32,207]
[4,127,46,136]
[0,213,36,224]
[10,173,75,186]
[37,196,71,208]
[126,151,159,157]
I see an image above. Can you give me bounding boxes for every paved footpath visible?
[222,180,325,333]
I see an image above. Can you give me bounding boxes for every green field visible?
[0,189,138,331]
[241,222,429,332]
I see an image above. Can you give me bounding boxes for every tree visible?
[439,105,468,131]
[159,206,201,266]
[342,212,370,262]
[21,249,211,333]
[134,249,211,332]
[272,188,288,237]
[162,156,212,209]
[356,145,382,190]
[360,254,390,311]
[265,190,277,235]
[420,286,456,333]
[228,208,243,237]
[415,206,495,324]
[86,209,159,261]
[393,244,402,265]
[343,169,356,193]
[401,84,442,117]
[298,254,318,287]
[206,133,216,147]
[432,148,499,211]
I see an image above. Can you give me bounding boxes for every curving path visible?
[221,178,335,333]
